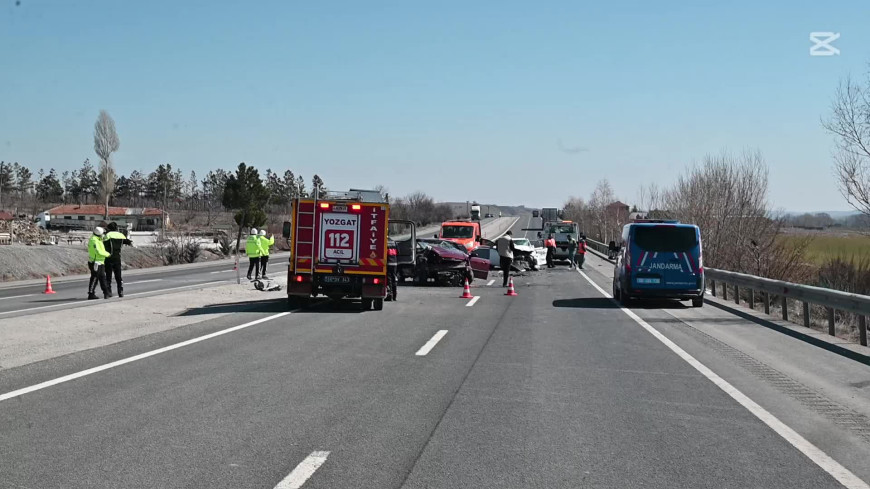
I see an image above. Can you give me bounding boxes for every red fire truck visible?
[283,189,390,310]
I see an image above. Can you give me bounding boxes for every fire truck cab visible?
[283,189,390,311]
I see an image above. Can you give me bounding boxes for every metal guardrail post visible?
[711,280,716,297]
[860,316,867,347]
[827,307,835,336]
[803,302,810,328]
[749,289,755,310]
[764,292,770,315]
[734,285,740,305]
[723,284,728,301]
[782,297,789,321]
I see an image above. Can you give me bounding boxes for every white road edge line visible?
[415,330,448,356]
[0,294,35,301]
[0,310,296,403]
[486,279,495,286]
[210,270,234,274]
[577,269,869,489]
[0,281,229,317]
[466,296,480,307]
[126,279,163,285]
[274,451,330,489]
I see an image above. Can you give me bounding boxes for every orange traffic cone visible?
[44,275,56,294]
[505,277,518,296]
[460,278,473,299]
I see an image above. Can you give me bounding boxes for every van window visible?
[633,226,697,252]
[441,225,474,238]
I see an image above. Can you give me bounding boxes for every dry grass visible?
[781,233,870,265]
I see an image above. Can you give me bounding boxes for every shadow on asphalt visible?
[30,298,81,303]
[552,298,691,310]
[552,298,618,309]
[176,297,290,316]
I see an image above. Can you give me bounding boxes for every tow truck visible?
[283,189,391,311]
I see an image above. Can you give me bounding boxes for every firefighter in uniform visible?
[103,222,133,297]
[386,238,398,301]
[87,227,111,299]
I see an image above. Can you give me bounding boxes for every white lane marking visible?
[0,294,35,301]
[486,279,495,286]
[0,310,295,403]
[466,296,480,307]
[415,330,448,356]
[0,281,230,317]
[577,270,869,489]
[125,279,162,285]
[274,451,330,489]
[210,270,234,274]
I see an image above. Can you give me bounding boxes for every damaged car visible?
[413,238,489,286]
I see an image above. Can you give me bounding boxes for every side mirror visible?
[282,221,291,239]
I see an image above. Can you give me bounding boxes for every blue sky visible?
[2,0,868,212]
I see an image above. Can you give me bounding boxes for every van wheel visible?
[692,297,704,308]
[619,290,631,307]
[612,283,620,301]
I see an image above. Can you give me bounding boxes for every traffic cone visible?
[460,278,473,299]
[505,278,518,296]
[43,275,56,294]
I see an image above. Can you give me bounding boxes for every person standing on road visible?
[245,228,264,280]
[545,234,557,268]
[258,229,275,279]
[577,235,588,269]
[87,226,111,300]
[496,230,518,287]
[386,237,398,301]
[103,222,133,297]
[566,237,578,269]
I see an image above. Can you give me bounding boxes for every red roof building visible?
[44,205,168,231]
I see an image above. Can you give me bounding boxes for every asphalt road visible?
[1,216,868,488]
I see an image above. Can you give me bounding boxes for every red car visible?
[414,238,489,286]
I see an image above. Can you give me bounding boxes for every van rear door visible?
[630,225,700,290]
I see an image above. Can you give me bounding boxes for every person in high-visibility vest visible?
[87,226,111,299]
[103,222,133,297]
[258,229,275,279]
[245,228,265,280]
[545,234,557,268]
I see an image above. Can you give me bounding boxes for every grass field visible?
[782,233,870,264]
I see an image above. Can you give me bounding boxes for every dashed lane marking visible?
[274,451,330,489]
[416,330,448,356]
[466,296,480,307]
[486,280,495,286]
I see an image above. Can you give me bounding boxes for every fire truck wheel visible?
[373,298,384,310]
[361,298,374,310]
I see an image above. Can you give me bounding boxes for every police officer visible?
[386,238,398,301]
[258,229,275,279]
[87,227,111,299]
[246,228,264,280]
[103,222,133,297]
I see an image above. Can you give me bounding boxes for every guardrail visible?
[705,269,869,346]
[586,238,870,346]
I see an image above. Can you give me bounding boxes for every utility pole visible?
[162,179,167,240]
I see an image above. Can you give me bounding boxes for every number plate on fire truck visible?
[322,275,351,284]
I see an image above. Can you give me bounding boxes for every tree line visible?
[0,158,328,217]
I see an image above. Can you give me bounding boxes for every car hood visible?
[427,246,468,261]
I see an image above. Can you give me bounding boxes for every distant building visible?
[43,205,168,231]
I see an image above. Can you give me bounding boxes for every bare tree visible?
[823,72,870,217]
[94,110,120,218]
[588,179,617,242]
